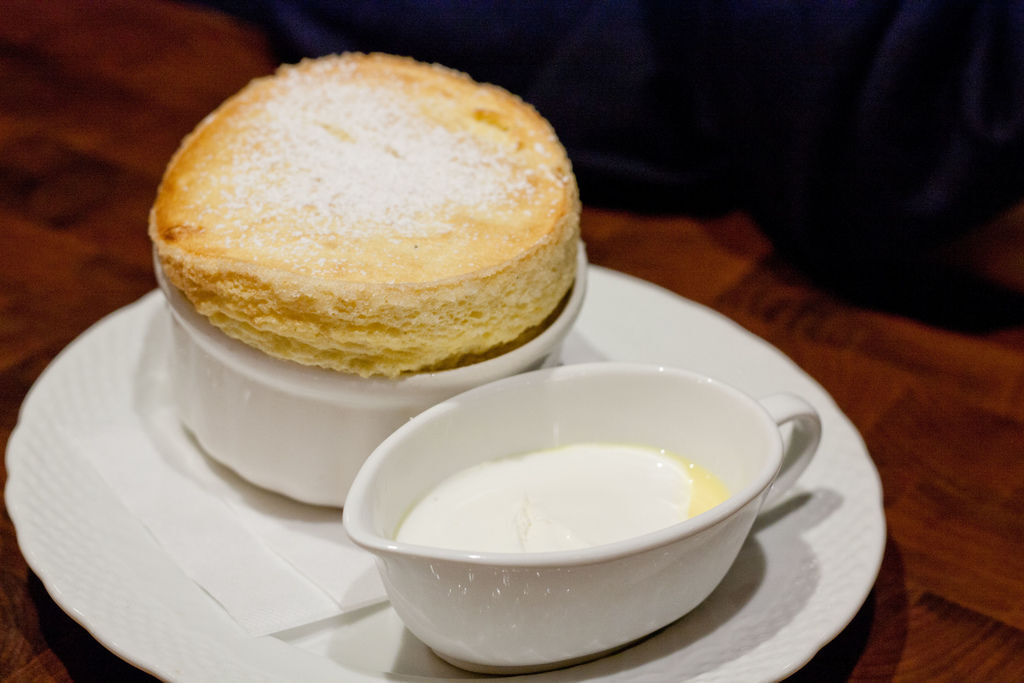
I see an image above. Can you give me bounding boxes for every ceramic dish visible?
[346,362,823,672]
[6,266,886,681]
[155,246,587,507]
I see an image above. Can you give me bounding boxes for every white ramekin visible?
[154,246,587,507]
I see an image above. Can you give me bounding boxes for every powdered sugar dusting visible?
[163,56,576,282]
[208,63,541,247]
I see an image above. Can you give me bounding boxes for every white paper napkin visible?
[74,309,387,637]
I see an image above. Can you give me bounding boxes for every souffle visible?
[150,53,580,378]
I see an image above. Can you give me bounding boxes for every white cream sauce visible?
[395,443,730,553]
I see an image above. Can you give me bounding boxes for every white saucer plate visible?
[6,266,885,682]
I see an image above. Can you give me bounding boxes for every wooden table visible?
[2,2,1022,680]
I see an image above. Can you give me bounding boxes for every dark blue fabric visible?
[198,0,1024,312]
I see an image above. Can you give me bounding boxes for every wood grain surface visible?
[2,2,1023,681]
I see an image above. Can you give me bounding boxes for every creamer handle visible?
[758,394,822,508]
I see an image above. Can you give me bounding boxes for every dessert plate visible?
[6,266,885,682]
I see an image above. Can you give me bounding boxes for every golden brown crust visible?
[150,53,580,377]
